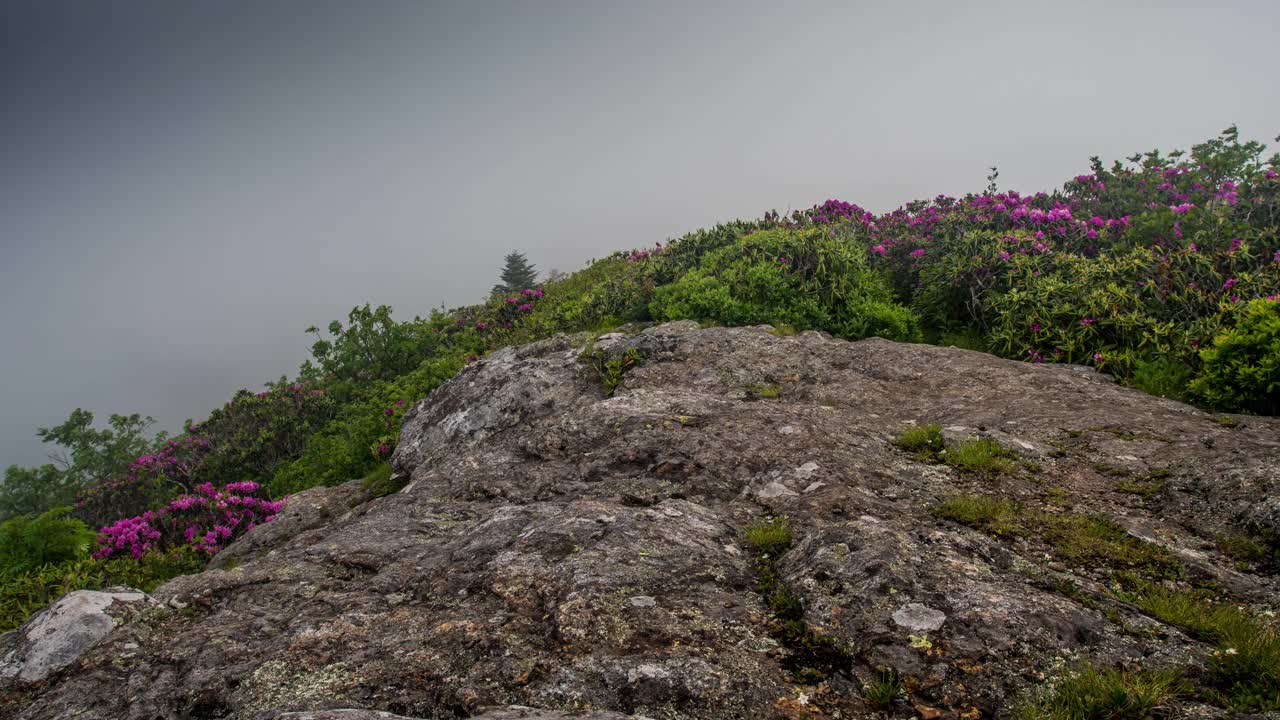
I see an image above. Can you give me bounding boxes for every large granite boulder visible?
[3,323,1278,718]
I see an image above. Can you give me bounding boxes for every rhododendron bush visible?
[93,481,284,560]
[786,126,1280,405]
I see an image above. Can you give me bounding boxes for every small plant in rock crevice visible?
[741,517,853,684]
[891,423,944,460]
[579,341,645,397]
[942,437,1015,475]
[863,668,902,710]
[745,383,782,399]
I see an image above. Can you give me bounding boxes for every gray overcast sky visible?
[2,0,1278,468]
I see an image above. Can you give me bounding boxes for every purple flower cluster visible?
[627,242,667,262]
[93,480,285,560]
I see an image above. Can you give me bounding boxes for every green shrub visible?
[189,384,336,487]
[269,354,464,497]
[0,508,95,576]
[0,546,204,632]
[933,328,989,352]
[303,303,440,386]
[1131,357,1194,401]
[649,226,920,342]
[1190,298,1280,415]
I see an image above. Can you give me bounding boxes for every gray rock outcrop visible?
[3,323,1277,719]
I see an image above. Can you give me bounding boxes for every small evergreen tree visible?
[492,251,538,295]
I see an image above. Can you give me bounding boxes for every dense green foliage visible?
[650,226,920,341]
[0,546,203,632]
[0,410,163,521]
[0,508,95,576]
[1190,297,1280,414]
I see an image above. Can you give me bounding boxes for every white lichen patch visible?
[242,660,355,715]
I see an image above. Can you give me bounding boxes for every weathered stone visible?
[4,324,1277,719]
[0,590,155,685]
[891,603,947,632]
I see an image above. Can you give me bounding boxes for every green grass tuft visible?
[892,423,944,458]
[1113,478,1164,498]
[942,438,1015,474]
[936,497,1183,581]
[863,669,902,710]
[360,461,407,498]
[1015,664,1184,720]
[1039,514,1183,581]
[1216,533,1270,566]
[1130,584,1280,711]
[934,495,1022,536]
[744,517,793,557]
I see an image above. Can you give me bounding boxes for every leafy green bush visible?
[1,410,164,522]
[268,353,464,496]
[1190,298,1280,414]
[190,384,336,487]
[0,465,74,522]
[1131,357,1194,401]
[0,546,204,632]
[841,127,1280,412]
[0,508,95,576]
[649,226,921,342]
[303,303,440,387]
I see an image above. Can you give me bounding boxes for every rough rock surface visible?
[0,589,155,685]
[3,323,1279,719]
